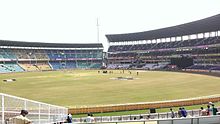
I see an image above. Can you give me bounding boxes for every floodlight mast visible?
[97,18,100,43]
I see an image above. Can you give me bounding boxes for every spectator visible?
[212,104,218,115]
[200,107,207,116]
[86,113,95,123]
[7,110,32,124]
[181,107,187,117]
[207,105,212,116]
[139,115,144,120]
[170,108,175,118]
[66,114,72,123]
[178,108,182,118]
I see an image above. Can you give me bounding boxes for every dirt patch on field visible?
[23,75,58,79]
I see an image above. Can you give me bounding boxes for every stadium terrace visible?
[106,14,220,71]
[0,41,103,72]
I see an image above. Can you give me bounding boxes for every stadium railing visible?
[73,107,220,123]
[0,93,68,124]
[73,115,220,124]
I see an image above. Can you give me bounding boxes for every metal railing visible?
[0,93,68,124]
[74,115,220,124]
[73,107,220,123]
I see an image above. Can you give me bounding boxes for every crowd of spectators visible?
[108,37,220,69]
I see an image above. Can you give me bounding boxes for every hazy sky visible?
[0,0,220,51]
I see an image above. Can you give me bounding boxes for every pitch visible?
[1,70,220,108]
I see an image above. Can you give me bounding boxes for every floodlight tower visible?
[97,18,100,43]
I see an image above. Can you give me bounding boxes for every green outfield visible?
[0,70,220,108]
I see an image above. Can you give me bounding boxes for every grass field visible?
[1,70,220,108]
